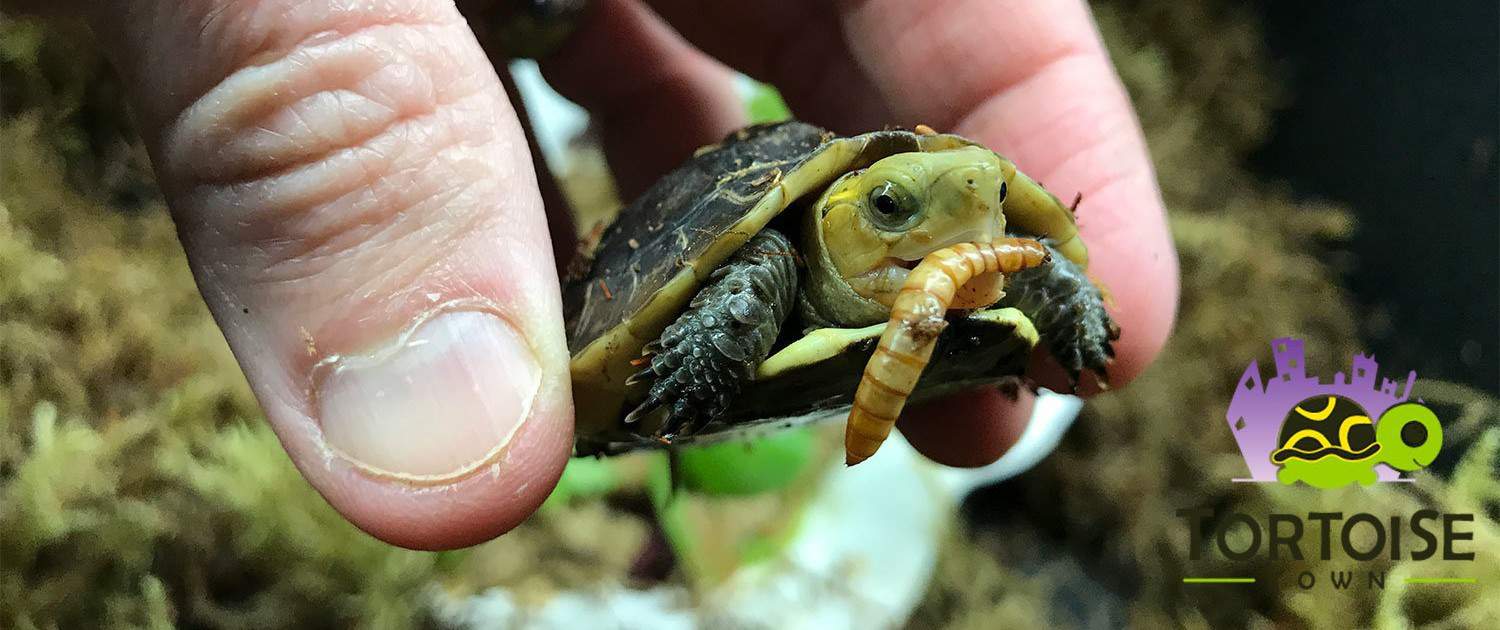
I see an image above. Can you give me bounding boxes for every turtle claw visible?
[1063,372,1080,395]
[624,397,661,425]
[1091,366,1112,391]
[625,366,656,387]
[1054,327,1116,394]
[652,400,710,444]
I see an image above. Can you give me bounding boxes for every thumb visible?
[87,0,573,549]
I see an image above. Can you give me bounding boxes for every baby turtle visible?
[564,122,1118,463]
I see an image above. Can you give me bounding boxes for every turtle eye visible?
[998,181,1008,204]
[867,182,918,230]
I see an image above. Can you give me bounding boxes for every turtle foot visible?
[998,239,1118,392]
[624,230,799,442]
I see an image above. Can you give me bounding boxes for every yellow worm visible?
[844,237,1051,465]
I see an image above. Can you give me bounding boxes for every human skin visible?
[35,0,1177,550]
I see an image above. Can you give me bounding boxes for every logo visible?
[1226,338,1443,488]
[1173,340,1476,591]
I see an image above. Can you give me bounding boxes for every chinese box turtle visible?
[564,122,1117,463]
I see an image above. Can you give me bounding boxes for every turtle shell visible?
[564,122,1076,452]
[1271,395,1379,464]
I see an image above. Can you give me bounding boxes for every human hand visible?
[58,0,1175,552]
[60,0,573,550]
[539,0,1178,466]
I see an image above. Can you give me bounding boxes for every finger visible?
[837,0,1178,391]
[639,0,893,133]
[899,387,1035,468]
[539,0,747,199]
[459,2,581,264]
[87,0,572,550]
[501,69,578,267]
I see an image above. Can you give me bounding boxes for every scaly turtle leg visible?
[625,230,799,441]
[998,238,1119,390]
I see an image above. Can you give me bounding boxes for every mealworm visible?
[844,237,1050,465]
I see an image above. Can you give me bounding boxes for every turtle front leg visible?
[625,229,799,441]
[998,238,1119,390]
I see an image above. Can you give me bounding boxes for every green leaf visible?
[746,82,792,124]
[675,428,814,496]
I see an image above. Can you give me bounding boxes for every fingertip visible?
[898,387,1035,468]
[273,373,573,551]
[361,408,572,551]
[286,302,575,550]
[1070,175,1179,394]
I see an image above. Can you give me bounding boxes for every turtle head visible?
[803,146,1014,318]
[1373,402,1444,472]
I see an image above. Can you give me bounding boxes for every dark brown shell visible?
[563,122,830,353]
[563,121,962,354]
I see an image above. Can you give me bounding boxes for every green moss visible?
[539,456,621,513]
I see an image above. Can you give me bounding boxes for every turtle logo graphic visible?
[1226,339,1443,488]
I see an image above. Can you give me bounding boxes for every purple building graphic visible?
[1225,338,1417,482]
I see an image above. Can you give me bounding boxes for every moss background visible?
[2,1,1496,628]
